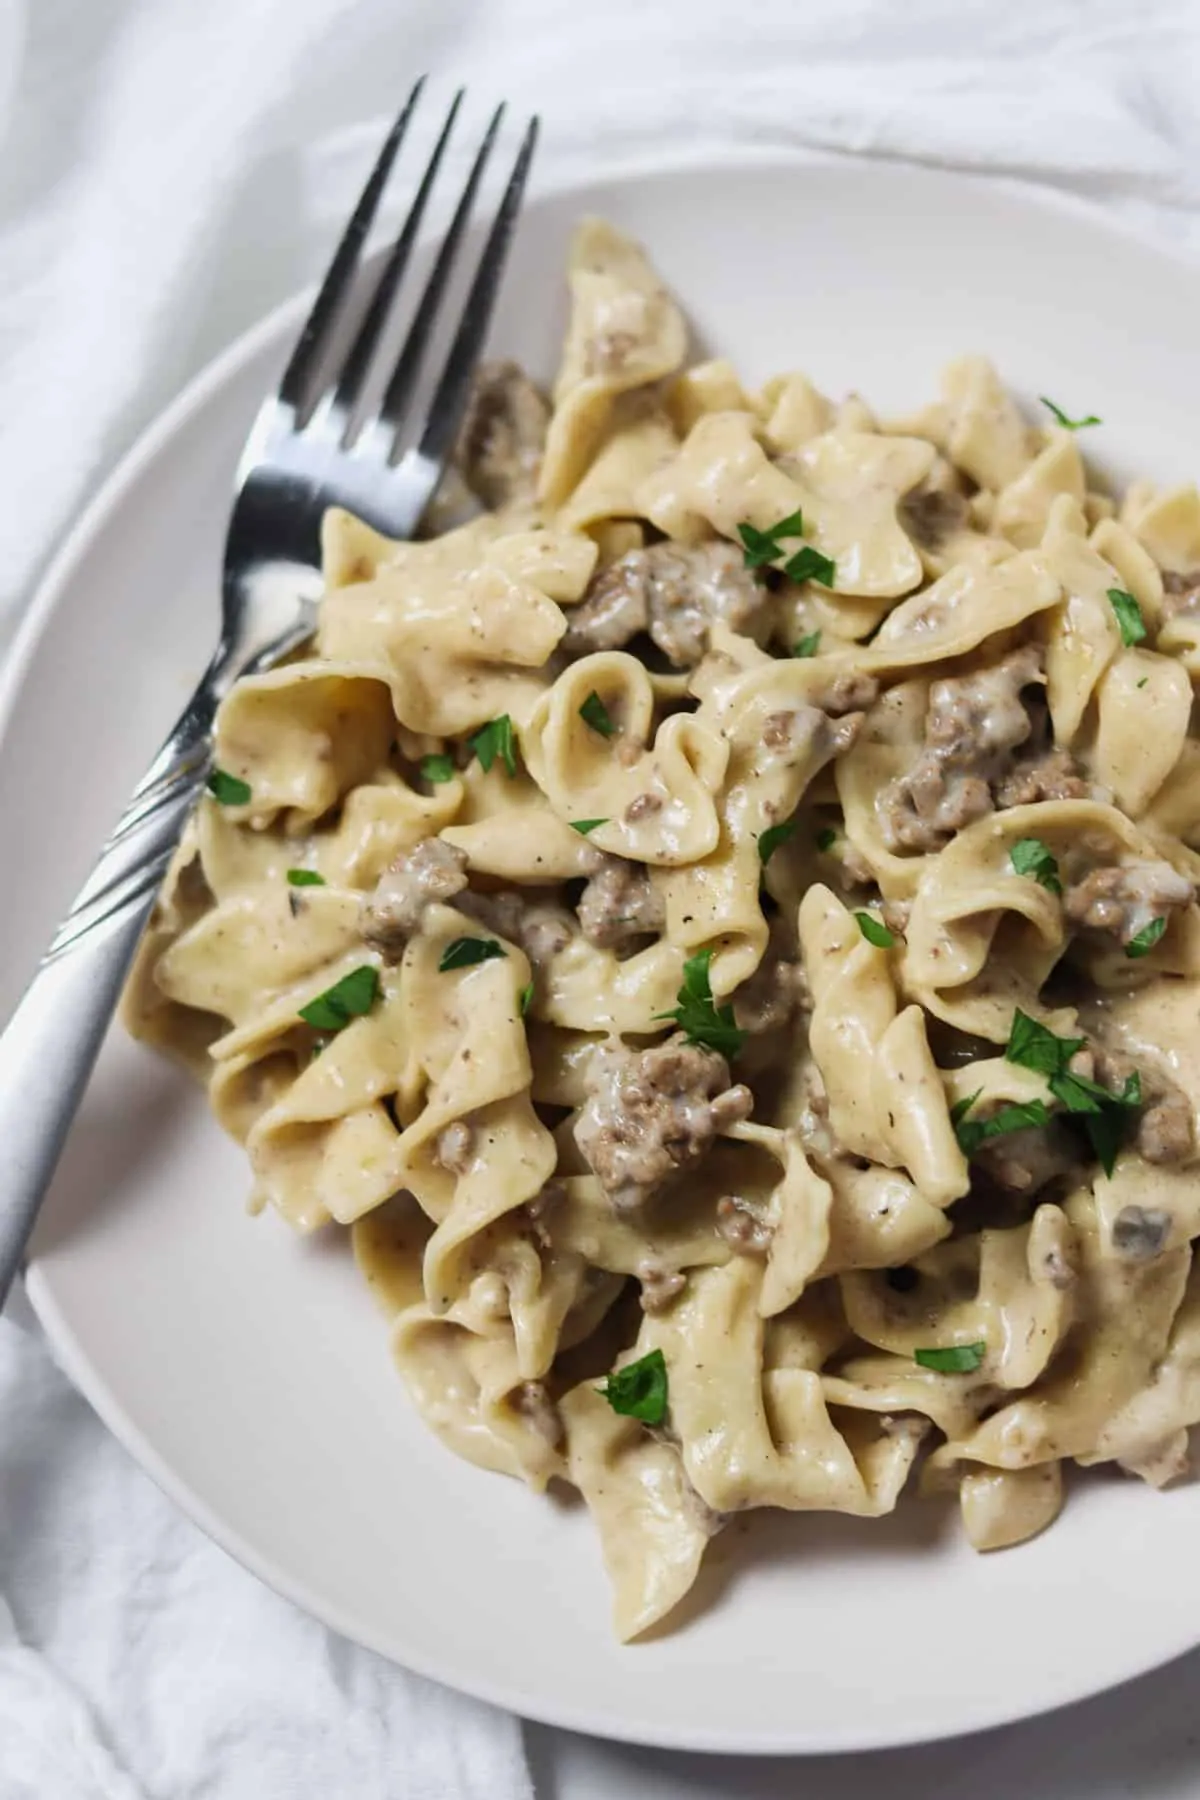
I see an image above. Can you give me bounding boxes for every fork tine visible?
[370,103,507,446]
[277,76,425,412]
[414,116,539,470]
[322,89,465,432]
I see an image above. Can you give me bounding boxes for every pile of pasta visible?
[126,218,1200,1639]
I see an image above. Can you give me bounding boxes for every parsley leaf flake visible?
[596,1349,669,1425]
[855,910,895,949]
[736,510,805,569]
[914,1342,986,1374]
[298,965,379,1033]
[207,768,251,806]
[758,820,796,865]
[1126,915,1167,959]
[439,937,507,973]
[655,948,746,1059]
[579,691,616,737]
[1040,397,1102,431]
[469,715,519,778]
[953,1097,1052,1158]
[1010,837,1062,895]
[1107,587,1146,647]
[420,753,456,784]
[784,545,837,588]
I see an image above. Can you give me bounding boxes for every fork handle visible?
[0,677,219,1309]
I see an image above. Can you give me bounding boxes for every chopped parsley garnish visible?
[469,715,519,778]
[207,768,250,806]
[734,510,836,586]
[1107,587,1146,647]
[1004,1009,1084,1079]
[420,753,456,784]
[855,910,895,948]
[298,965,379,1032]
[579,690,616,737]
[286,868,325,887]
[596,1348,668,1425]
[1003,1007,1142,1173]
[949,1091,982,1129]
[655,948,746,1059]
[816,828,837,852]
[438,937,507,973]
[519,980,534,1017]
[571,818,608,835]
[1040,397,1101,431]
[1009,837,1062,895]
[914,1342,986,1375]
[784,545,837,588]
[758,820,797,865]
[952,1094,1052,1158]
[736,509,806,569]
[793,631,821,659]
[1136,677,1149,690]
[1126,915,1167,959]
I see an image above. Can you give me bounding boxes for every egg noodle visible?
[126,219,1200,1639]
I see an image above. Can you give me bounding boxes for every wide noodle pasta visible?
[126,218,1200,1639]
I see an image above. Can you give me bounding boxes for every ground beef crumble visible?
[1063,859,1193,951]
[361,838,469,956]
[576,855,665,951]
[454,360,549,509]
[574,1035,753,1213]
[561,541,772,667]
[877,646,1045,853]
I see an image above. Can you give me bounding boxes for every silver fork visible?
[0,80,538,1306]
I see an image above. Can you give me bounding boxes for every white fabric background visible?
[4,1,1200,1796]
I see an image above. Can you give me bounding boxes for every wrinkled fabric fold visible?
[2,0,1200,1793]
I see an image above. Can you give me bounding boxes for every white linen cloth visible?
[3,2,1200,1796]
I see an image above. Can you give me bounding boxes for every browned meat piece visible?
[524,1180,566,1249]
[513,1380,564,1450]
[560,558,649,654]
[561,542,772,666]
[993,746,1091,809]
[878,646,1044,853]
[732,928,808,1034]
[361,837,469,956]
[899,484,969,549]
[1138,1089,1194,1164]
[813,670,880,717]
[880,898,911,938]
[1111,1204,1172,1261]
[1063,859,1193,949]
[577,855,665,951]
[974,1121,1083,1195]
[1161,569,1200,617]
[574,1036,754,1212]
[457,889,576,968]
[715,1195,773,1255]
[839,838,874,888]
[1093,1045,1194,1166]
[637,1259,687,1313]
[761,705,864,763]
[434,1119,475,1173]
[454,360,550,509]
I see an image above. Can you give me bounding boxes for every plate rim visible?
[11,151,1200,1756]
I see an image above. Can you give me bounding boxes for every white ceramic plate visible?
[7,159,1200,1757]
